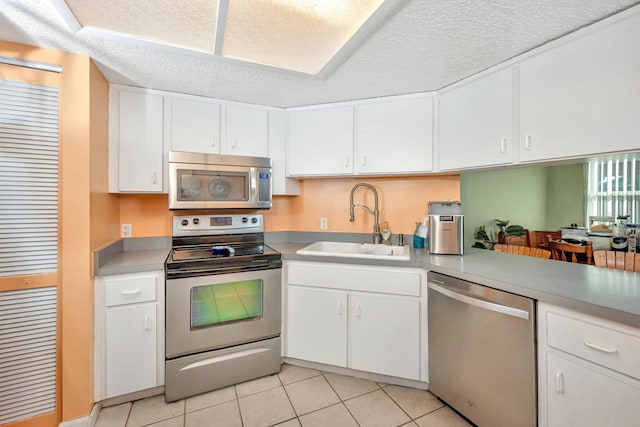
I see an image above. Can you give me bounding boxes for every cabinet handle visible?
[353,303,361,318]
[211,136,217,148]
[121,289,141,295]
[555,371,564,394]
[144,314,152,331]
[344,156,350,168]
[584,340,618,354]
[231,137,238,149]
[524,134,532,151]
[152,171,157,185]
[500,138,508,154]
[360,155,367,167]
[335,301,343,315]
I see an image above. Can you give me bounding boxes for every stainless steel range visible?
[164,214,282,402]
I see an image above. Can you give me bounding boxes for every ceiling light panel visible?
[65,0,219,53]
[222,0,384,74]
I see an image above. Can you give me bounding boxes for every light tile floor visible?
[96,364,473,427]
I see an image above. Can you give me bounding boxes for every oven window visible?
[191,279,262,329]
[177,169,249,202]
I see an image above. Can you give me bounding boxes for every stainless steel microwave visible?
[168,151,272,210]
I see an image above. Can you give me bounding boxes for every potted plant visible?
[472,219,525,249]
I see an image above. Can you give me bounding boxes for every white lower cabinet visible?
[538,303,640,427]
[105,303,157,398]
[95,270,165,401]
[285,261,427,381]
[287,286,348,367]
[349,292,420,379]
[546,352,640,426]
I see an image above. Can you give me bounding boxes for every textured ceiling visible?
[1,0,639,107]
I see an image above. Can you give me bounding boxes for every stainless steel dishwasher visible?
[428,272,536,427]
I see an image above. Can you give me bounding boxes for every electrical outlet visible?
[320,217,328,230]
[121,224,132,238]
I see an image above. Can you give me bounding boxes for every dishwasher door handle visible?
[428,281,530,320]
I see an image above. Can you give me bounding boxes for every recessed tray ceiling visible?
[65,0,387,75]
[1,0,639,107]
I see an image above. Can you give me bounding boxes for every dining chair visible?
[594,250,640,272]
[530,230,562,248]
[494,244,551,259]
[548,240,593,265]
[498,229,531,247]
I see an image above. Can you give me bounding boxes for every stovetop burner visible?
[166,214,281,279]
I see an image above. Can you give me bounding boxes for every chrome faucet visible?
[349,183,380,244]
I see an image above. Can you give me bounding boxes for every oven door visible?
[165,268,281,359]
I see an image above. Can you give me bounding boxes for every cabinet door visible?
[268,108,299,195]
[117,90,164,192]
[438,67,513,170]
[105,303,157,398]
[168,96,221,154]
[519,12,640,162]
[286,106,354,176]
[286,286,348,367]
[356,96,433,174]
[349,292,420,380]
[546,352,640,427]
[225,105,269,157]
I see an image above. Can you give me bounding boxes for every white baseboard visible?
[283,358,429,390]
[58,403,101,427]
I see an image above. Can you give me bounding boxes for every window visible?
[586,156,640,224]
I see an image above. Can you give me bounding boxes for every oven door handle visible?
[179,347,271,371]
[167,261,281,278]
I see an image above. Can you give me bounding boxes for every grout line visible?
[379,385,415,422]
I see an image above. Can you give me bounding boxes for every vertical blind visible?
[0,79,59,276]
[587,157,640,223]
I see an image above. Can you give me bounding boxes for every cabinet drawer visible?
[547,312,640,380]
[287,262,421,296]
[105,275,157,307]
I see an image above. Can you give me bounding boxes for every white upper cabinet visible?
[167,95,221,154]
[109,85,298,194]
[519,10,640,163]
[286,94,434,177]
[225,105,269,157]
[110,87,164,193]
[287,105,355,176]
[356,95,433,174]
[269,108,299,195]
[438,67,514,171]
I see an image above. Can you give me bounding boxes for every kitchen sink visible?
[296,241,411,260]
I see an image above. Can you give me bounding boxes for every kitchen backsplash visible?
[118,175,461,237]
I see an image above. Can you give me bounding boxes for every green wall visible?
[460,163,586,247]
[546,163,586,230]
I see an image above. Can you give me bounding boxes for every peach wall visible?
[119,194,173,237]
[58,53,95,421]
[267,176,460,233]
[119,175,460,237]
[89,61,120,250]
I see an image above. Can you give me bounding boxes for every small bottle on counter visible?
[380,221,392,245]
[413,222,425,248]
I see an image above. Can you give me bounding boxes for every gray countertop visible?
[271,241,640,329]
[95,237,640,329]
[94,236,170,276]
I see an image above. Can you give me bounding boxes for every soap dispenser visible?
[413,222,425,248]
[380,221,392,245]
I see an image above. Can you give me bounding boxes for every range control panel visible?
[172,214,263,236]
